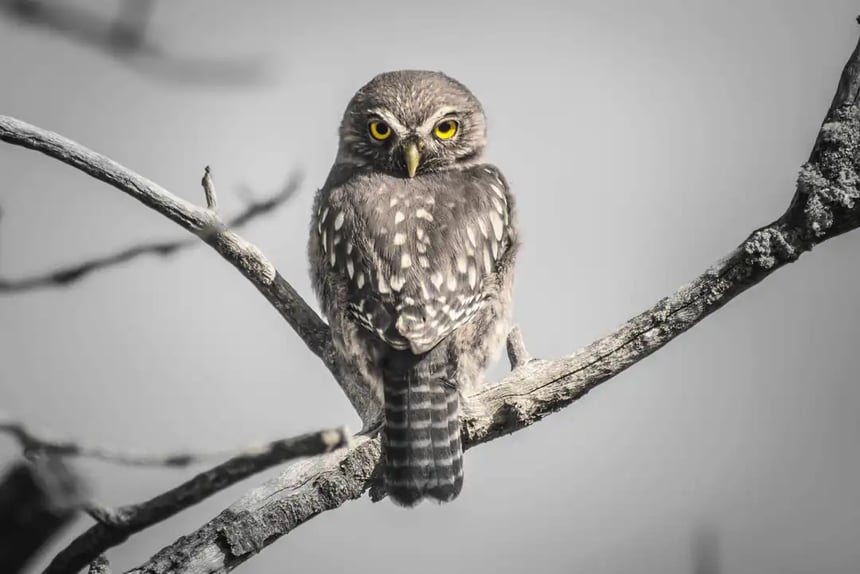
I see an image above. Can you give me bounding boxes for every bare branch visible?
[0,173,301,293]
[0,419,234,467]
[0,238,186,292]
[1,19,857,574]
[0,114,353,407]
[0,0,274,87]
[0,457,86,573]
[42,428,350,574]
[118,25,860,574]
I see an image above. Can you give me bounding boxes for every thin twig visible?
[0,172,302,293]
[0,419,235,468]
[0,0,274,86]
[201,165,218,211]
[0,113,358,417]
[505,325,532,369]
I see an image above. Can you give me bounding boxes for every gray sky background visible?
[1,1,859,573]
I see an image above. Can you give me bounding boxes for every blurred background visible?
[1,1,859,573]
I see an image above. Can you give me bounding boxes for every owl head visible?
[337,70,487,178]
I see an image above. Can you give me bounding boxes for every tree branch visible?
[0,115,363,411]
[41,428,350,574]
[0,0,273,87]
[0,22,857,574]
[118,26,857,574]
[0,172,301,293]
[0,417,312,469]
[2,117,381,422]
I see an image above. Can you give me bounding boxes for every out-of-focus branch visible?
[0,457,86,574]
[42,428,350,574]
[0,172,301,293]
[0,0,274,87]
[0,418,256,468]
[0,417,351,571]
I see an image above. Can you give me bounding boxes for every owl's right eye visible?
[368,120,392,141]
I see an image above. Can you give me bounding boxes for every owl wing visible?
[317,165,514,355]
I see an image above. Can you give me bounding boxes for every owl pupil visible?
[375,122,389,135]
[440,122,451,131]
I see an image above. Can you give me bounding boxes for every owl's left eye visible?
[433,119,459,140]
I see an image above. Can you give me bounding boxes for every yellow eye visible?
[368,120,391,141]
[434,119,459,140]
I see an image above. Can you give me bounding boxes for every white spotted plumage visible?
[308,70,519,508]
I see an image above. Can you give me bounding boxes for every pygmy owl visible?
[309,70,518,506]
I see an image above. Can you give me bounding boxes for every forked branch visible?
[41,428,350,574]
[0,170,301,293]
[0,23,857,574]
[132,33,860,574]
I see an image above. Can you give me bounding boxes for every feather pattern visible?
[308,70,518,506]
[317,166,511,355]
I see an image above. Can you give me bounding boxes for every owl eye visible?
[368,120,392,141]
[433,119,459,140]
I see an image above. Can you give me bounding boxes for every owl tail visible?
[381,347,463,507]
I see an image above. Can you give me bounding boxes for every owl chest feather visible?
[316,165,512,354]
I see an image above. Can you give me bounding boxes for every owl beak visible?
[403,141,420,178]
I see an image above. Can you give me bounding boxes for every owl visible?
[309,70,518,506]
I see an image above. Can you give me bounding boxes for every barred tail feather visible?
[381,348,463,507]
